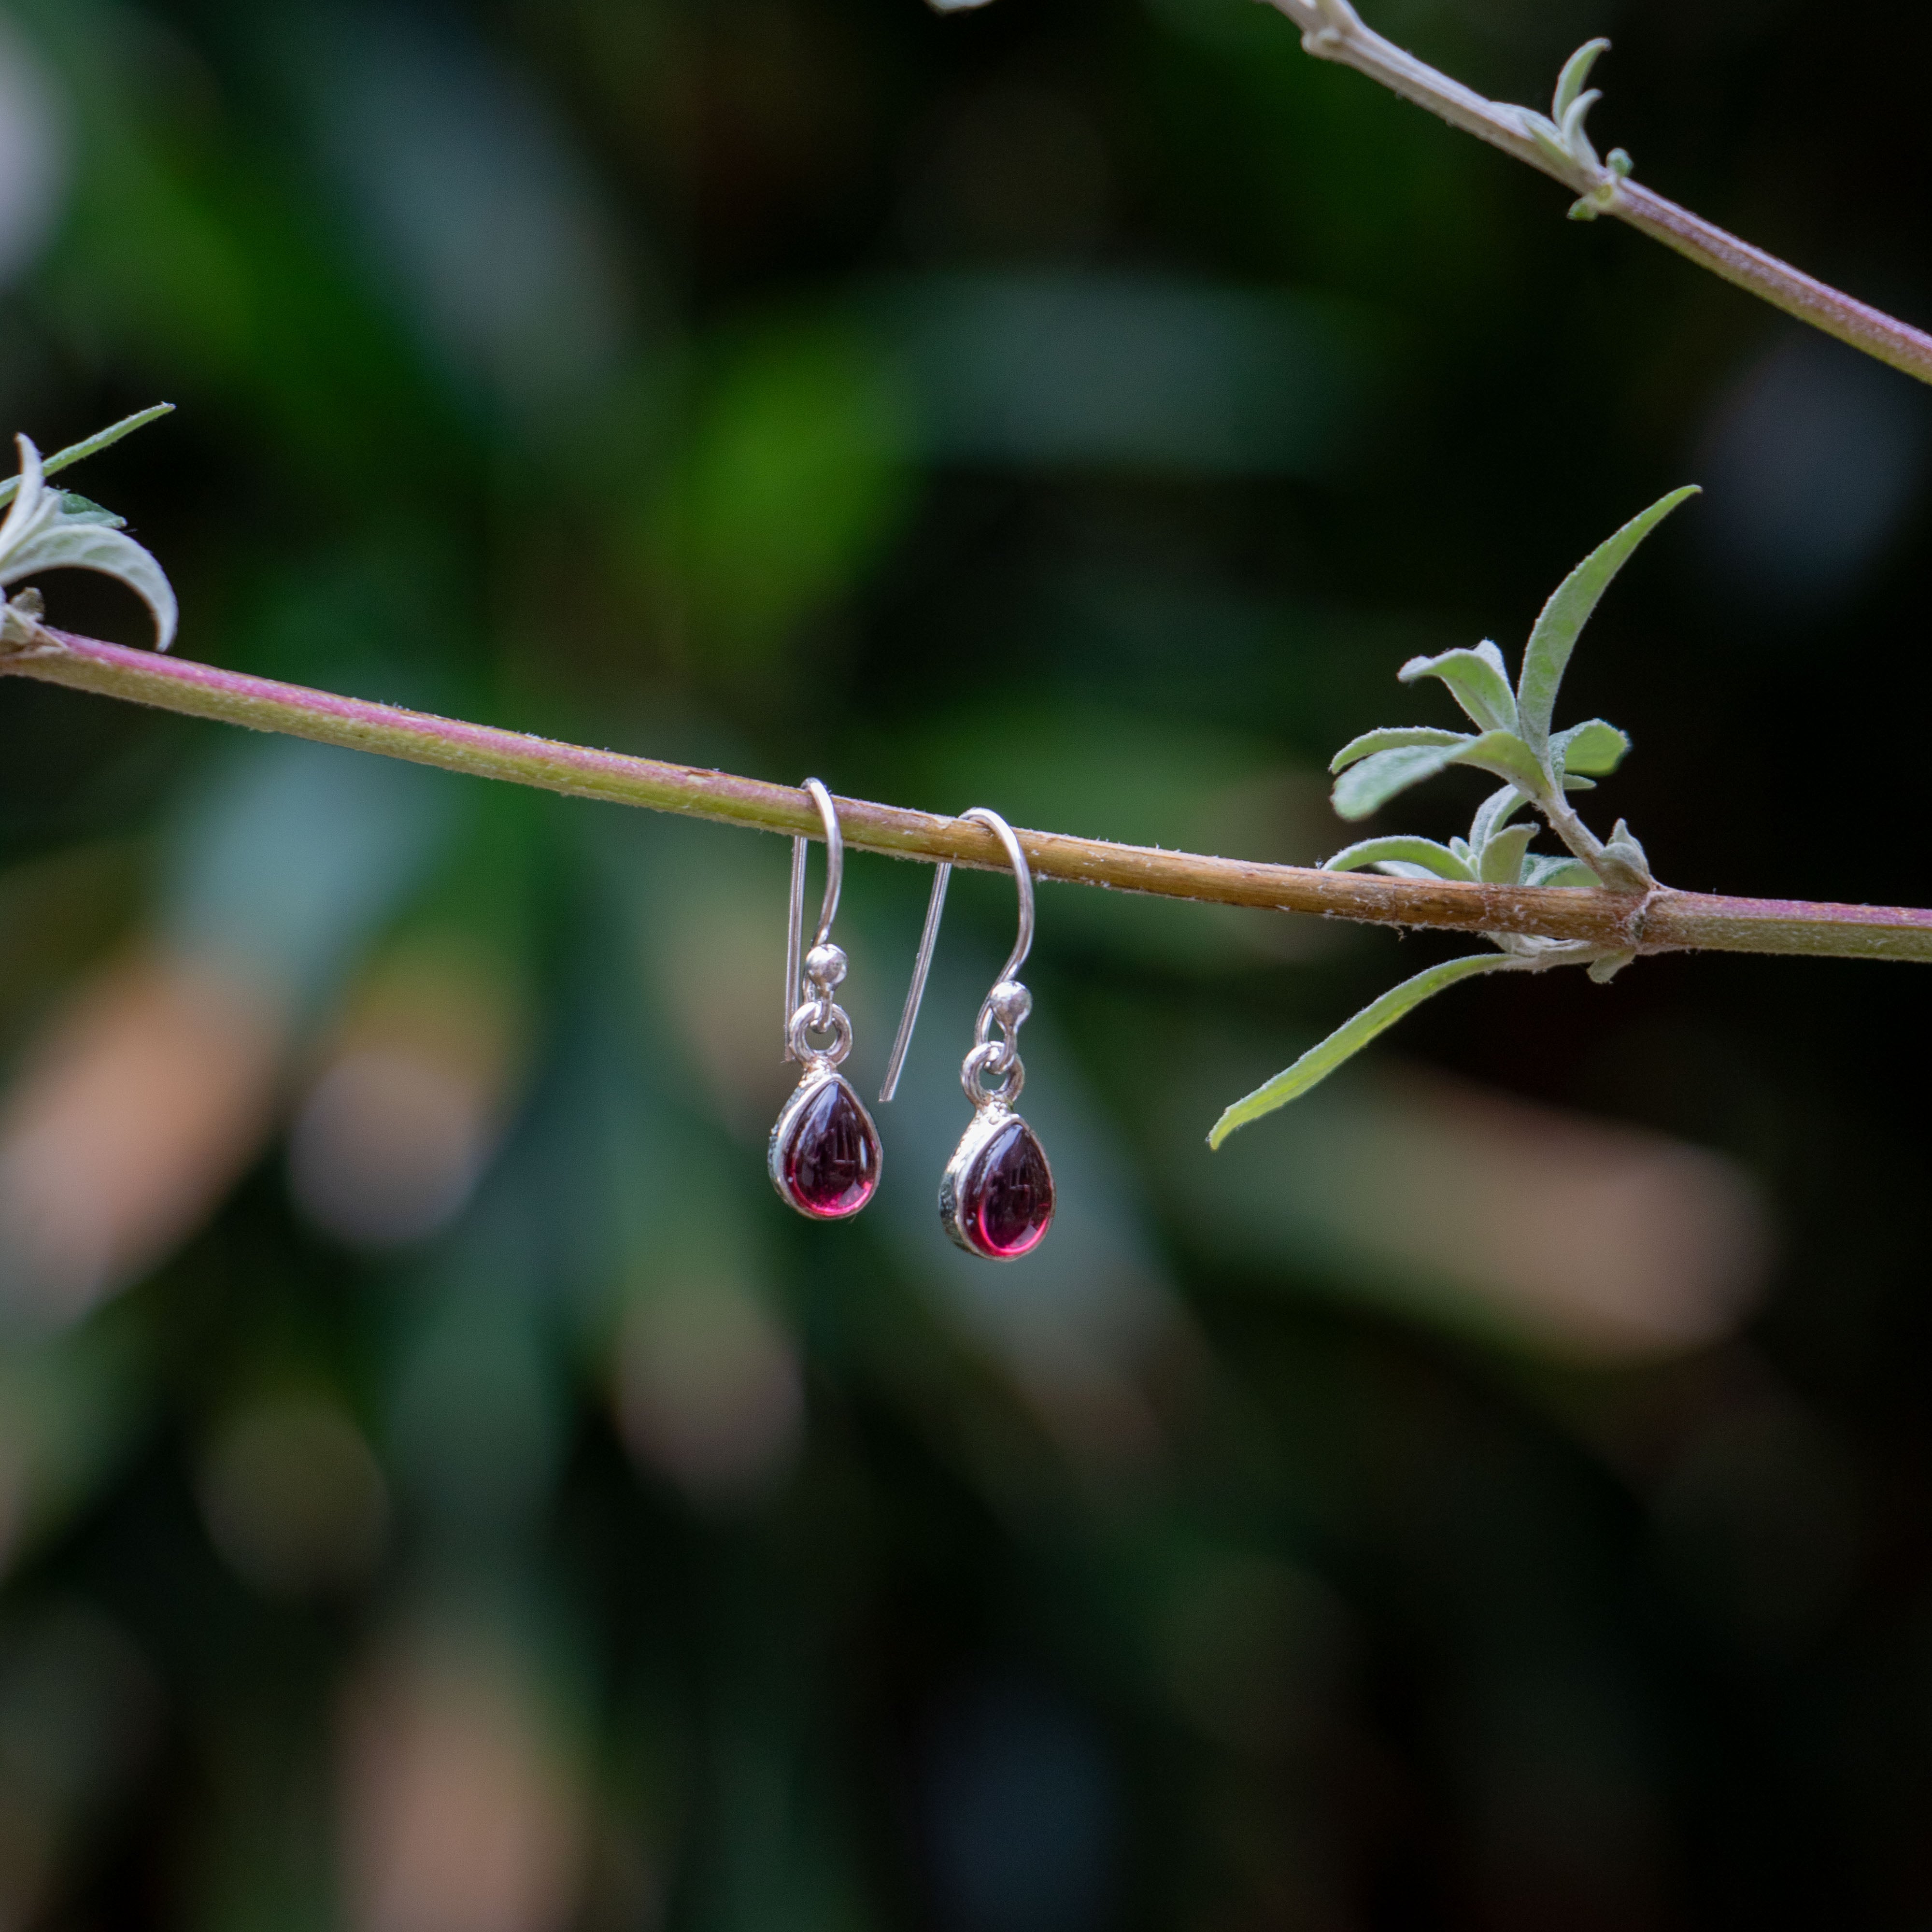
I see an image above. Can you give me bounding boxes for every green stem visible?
[1536,789,1620,879]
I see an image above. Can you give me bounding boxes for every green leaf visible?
[55,493,127,529]
[1325,836,1476,882]
[1,522,178,650]
[1553,718,1630,777]
[1517,487,1699,753]
[1329,726,1468,775]
[1331,743,1463,821]
[1520,113,1574,171]
[1207,954,1516,1148]
[1468,785,1526,855]
[1597,818,1652,888]
[1524,854,1601,888]
[1397,643,1518,732]
[1553,38,1611,123]
[1330,745,1459,821]
[1562,89,1602,150]
[0,405,174,509]
[1331,730,1547,823]
[1477,823,1538,884]
[1450,729,1547,793]
[0,433,178,649]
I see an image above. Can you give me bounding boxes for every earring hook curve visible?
[879,806,1033,1103]
[782,778,844,1060]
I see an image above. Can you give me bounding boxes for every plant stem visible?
[1264,0,1932,386]
[1609,184,1932,383]
[6,626,1931,965]
[1536,790,1616,876]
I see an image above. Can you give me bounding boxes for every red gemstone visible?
[779,1077,880,1219]
[964,1119,1054,1259]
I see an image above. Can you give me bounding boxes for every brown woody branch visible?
[4,628,1927,965]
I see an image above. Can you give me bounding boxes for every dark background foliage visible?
[0,0,1927,1927]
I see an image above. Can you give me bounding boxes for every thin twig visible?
[5,627,1930,965]
[1263,0,1932,386]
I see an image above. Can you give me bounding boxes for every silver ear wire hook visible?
[782,778,844,1061]
[879,863,950,1102]
[902,809,1054,1261]
[769,777,881,1220]
[879,807,1033,1103]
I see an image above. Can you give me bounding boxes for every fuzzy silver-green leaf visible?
[1449,729,1547,793]
[1328,726,1469,775]
[1469,784,1527,854]
[1523,854,1601,888]
[0,435,178,649]
[1517,487,1698,753]
[0,405,174,510]
[1599,817,1651,887]
[1208,955,1516,1148]
[1325,836,1476,883]
[1477,823,1539,885]
[2,523,178,651]
[1553,718,1630,778]
[1331,742,1466,820]
[1552,38,1610,123]
[1397,644,1519,733]
[54,493,126,528]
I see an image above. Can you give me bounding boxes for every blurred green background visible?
[0,0,1927,1925]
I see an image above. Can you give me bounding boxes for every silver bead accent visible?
[805,943,848,990]
[987,980,1032,1028]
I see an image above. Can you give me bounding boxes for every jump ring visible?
[971,1007,1019,1073]
[789,1001,853,1069]
[962,1040,1024,1108]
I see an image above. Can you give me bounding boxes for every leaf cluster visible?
[0,407,178,652]
[1322,485,1696,895]
[1209,486,1697,1147]
[1507,38,1636,218]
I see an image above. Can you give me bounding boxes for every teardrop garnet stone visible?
[774,1074,881,1220]
[961,1117,1054,1260]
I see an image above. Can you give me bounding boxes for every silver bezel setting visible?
[939,1102,1053,1261]
[767,1066,881,1219]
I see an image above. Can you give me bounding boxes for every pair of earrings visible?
[766,779,1055,1263]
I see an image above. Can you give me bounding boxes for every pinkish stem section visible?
[1614,184,1932,387]
[4,628,1930,965]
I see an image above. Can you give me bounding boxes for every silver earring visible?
[880,808,1055,1262]
[768,779,882,1221]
